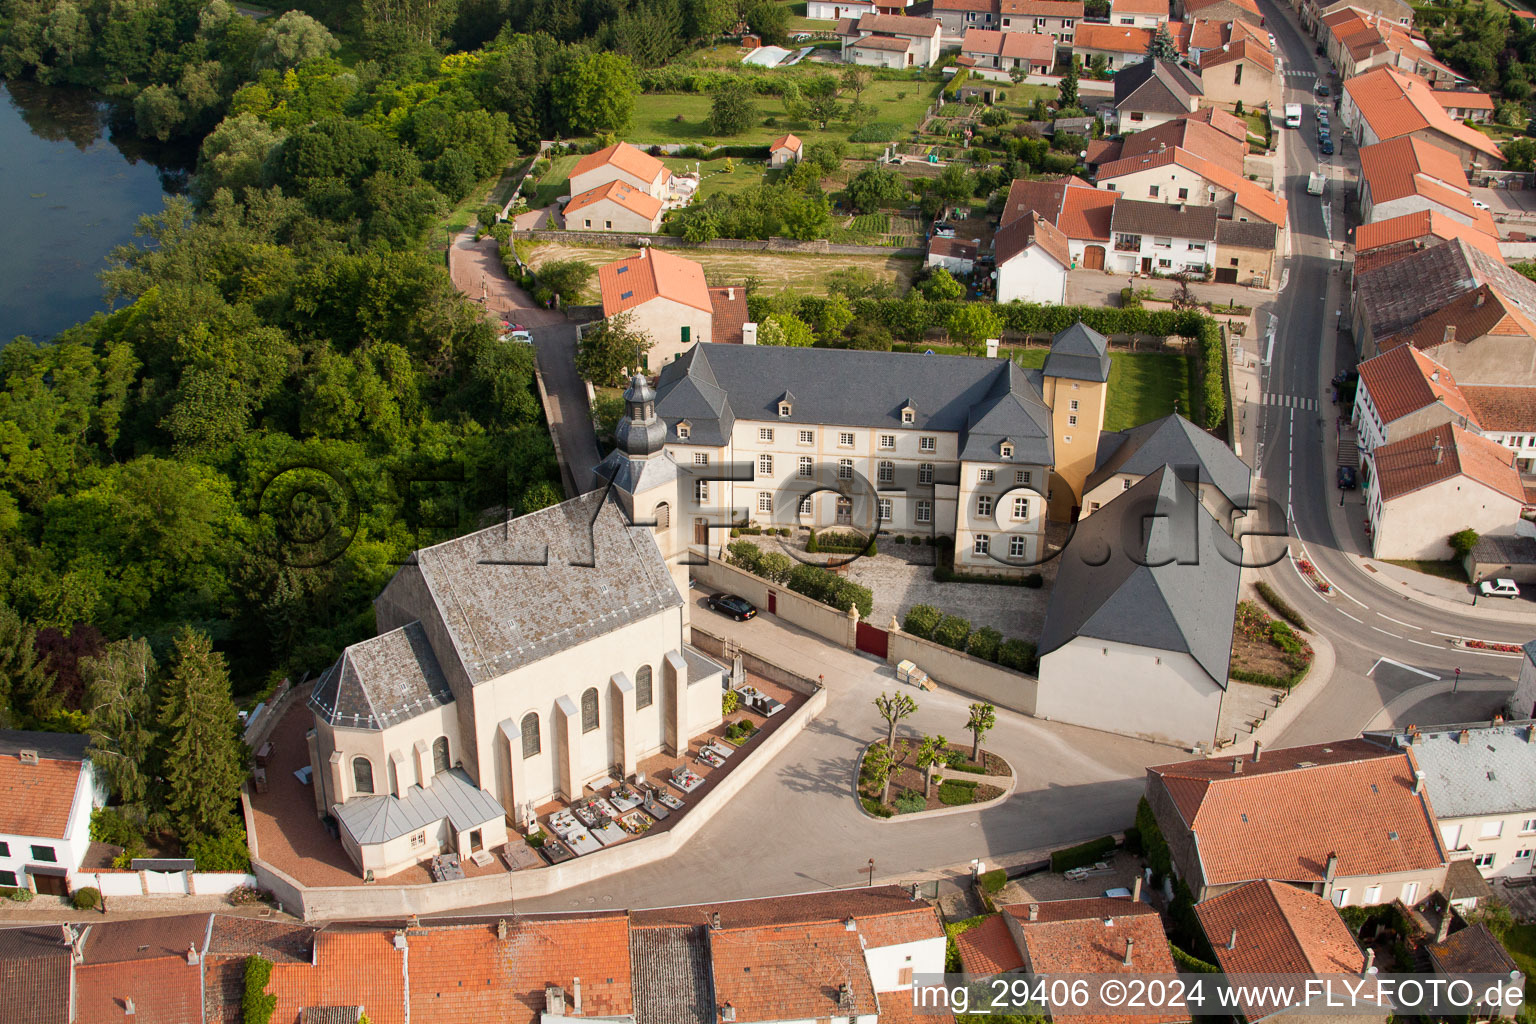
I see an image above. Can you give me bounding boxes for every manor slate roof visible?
[1088,413,1251,505]
[309,622,454,731]
[1041,322,1111,383]
[654,345,1055,465]
[375,492,683,685]
[1038,466,1241,684]
[1362,720,1536,819]
[333,768,505,846]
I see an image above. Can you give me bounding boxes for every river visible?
[0,80,193,345]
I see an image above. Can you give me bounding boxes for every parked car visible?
[1321,137,1335,155]
[1317,106,1328,122]
[500,329,532,343]
[706,592,758,620]
[1472,198,1491,211]
[1479,578,1521,599]
[1316,82,1330,97]
[1336,465,1357,490]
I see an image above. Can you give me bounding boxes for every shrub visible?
[903,604,941,639]
[894,790,926,814]
[932,614,972,651]
[938,780,978,805]
[243,956,277,1024]
[806,529,820,553]
[1023,573,1043,589]
[1169,943,1219,973]
[188,825,252,873]
[997,638,1037,673]
[895,535,907,544]
[72,887,101,910]
[228,885,267,906]
[786,563,874,618]
[90,807,144,849]
[850,122,901,142]
[723,690,740,715]
[756,550,795,584]
[967,626,1002,662]
[1450,528,1480,560]
[861,796,893,817]
[9,888,34,901]
[979,868,1007,893]
[1136,796,1173,882]
[1050,834,1117,873]
[1254,581,1308,631]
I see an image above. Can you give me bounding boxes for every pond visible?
[0,80,193,345]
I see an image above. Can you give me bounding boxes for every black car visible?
[706,592,757,621]
[1337,465,1357,490]
[1321,138,1335,155]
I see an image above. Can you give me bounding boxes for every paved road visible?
[533,323,603,497]
[487,592,1182,915]
[1250,0,1522,743]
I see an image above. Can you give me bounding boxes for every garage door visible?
[1215,267,1239,284]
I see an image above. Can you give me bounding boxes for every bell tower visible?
[1039,322,1111,521]
[596,374,684,583]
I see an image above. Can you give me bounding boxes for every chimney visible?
[1363,948,1376,975]
[1123,938,1135,966]
[1433,436,1444,466]
[1028,904,1040,921]
[1132,876,1142,903]
[18,749,38,765]
[186,944,199,966]
[728,287,735,300]
[125,998,136,1016]
[1252,742,1261,763]
[742,322,758,345]
[1526,725,1536,744]
[497,919,508,940]
[722,1004,737,1023]
[407,915,420,930]
[844,917,858,932]
[1437,907,1454,943]
[1324,853,1340,897]
[574,977,583,1015]
[839,983,854,1010]
[1476,291,1485,307]
[1443,325,1455,344]
[1232,756,1243,774]
[985,338,999,359]
[1413,770,1425,795]
[711,912,723,931]
[546,985,566,1016]
[1458,729,1469,744]
[1227,927,1238,950]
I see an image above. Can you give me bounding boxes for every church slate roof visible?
[1087,413,1252,505]
[377,492,683,686]
[309,622,453,731]
[333,768,505,846]
[654,345,1055,466]
[1039,466,1241,685]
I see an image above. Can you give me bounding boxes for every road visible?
[1251,0,1523,743]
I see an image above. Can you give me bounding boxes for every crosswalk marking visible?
[1283,69,1317,78]
[1263,394,1319,410]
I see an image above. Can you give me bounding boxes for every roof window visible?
[621,290,634,300]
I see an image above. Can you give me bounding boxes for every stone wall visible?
[689,558,859,648]
[515,228,922,258]
[886,630,1038,717]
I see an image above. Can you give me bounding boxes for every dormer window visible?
[677,421,691,441]
[901,408,915,424]
[1000,443,1014,459]
[778,403,791,418]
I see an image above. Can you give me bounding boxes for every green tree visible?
[966,701,996,761]
[841,65,872,100]
[552,52,638,135]
[890,290,931,342]
[874,690,918,747]
[758,312,815,346]
[576,312,652,386]
[815,293,854,343]
[534,259,595,304]
[193,114,287,203]
[800,75,843,129]
[919,268,966,301]
[864,740,898,805]
[915,734,949,798]
[688,0,739,40]
[1502,137,1536,172]
[83,638,160,821]
[1145,26,1179,62]
[846,166,906,213]
[1450,528,1481,560]
[1058,56,1079,110]
[254,10,338,72]
[707,79,756,135]
[946,303,1003,355]
[0,604,56,728]
[156,629,246,843]
[133,84,187,142]
[746,0,791,46]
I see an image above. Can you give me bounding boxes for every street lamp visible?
[867,858,875,886]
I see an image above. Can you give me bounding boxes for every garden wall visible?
[245,681,827,921]
[689,558,858,648]
[688,628,823,696]
[886,631,1038,717]
[68,869,259,898]
[515,228,922,258]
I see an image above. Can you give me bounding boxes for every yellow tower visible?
[1039,322,1111,521]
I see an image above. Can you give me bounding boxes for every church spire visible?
[613,374,666,457]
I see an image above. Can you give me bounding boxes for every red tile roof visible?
[1111,0,1170,15]
[1179,104,1250,141]
[571,142,669,187]
[1002,176,1117,240]
[1075,23,1154,52]
[565,179,663,220]
[994,210,1072,269]
[1372,420,1526,503]
[851,34,913,50]
[1353,209,1503,262]
[769,133,803,154]
[1357,344,1480,427]
[268,929,406,1024]
[999,0,1085,14]
[632,886,944,939]
[1432,90,1495,112]
[708,286,750,345]
[930,236,979,260]
[850,12,942,34]
[709,920,878,1024]
[77,958,204,1024]
[600,248,713,316]
[1359,135,1475,208]
[1199,36,1275,73]
[961,28,1055,61]
[1095,146,1287,224]
[954,915,1025,974]
[1459,386,1536,432]
[1004,899,1184,1024]
[83,914,213,964]
[1197,880,1366,1020]
[1150,739,1447,888]
[1184,0,1259,15]
[1344,66,1504,163]
[0,753,84,839]
[1120,116,1246,175]
[1384,282,1536,355]
[0,926,71,1024]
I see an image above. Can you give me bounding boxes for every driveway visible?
[533,322,603,497]
[447,226,564,328]
[496,593,1182,914]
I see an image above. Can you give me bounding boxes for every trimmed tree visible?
[157,629,246,844]
[966,701,996,762]
[915,734,949,798]
[1450,528,1480,561]
[874,691,919,747]
[865,741,898,805]
[946,303,1003,356]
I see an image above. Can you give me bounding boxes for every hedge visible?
[903,604,941,639]
[966,626,1002,662]
[932,614,972,651]
[997,638,1037,674]
[1050,834,1117,873]
[1254,581,1309,631]
[979,868,1008,894]
[786,563,874,618]
[1169,943,1220,973]
[1230,664,1309,691]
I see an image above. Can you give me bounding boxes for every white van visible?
[1284,103,1303,127]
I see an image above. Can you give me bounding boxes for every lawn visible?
[525,241,920,299]
[1013,348,1193,431]
[662,156,769,198]
[1503,924,1536,1012]
[1382,559,1468,582]
[530,153,581,209]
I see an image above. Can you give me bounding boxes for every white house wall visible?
[996,245,1067,304]
[1439,812,1536,879]
[1036,638,1223,748]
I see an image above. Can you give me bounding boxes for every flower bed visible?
[1458,638,1523,653]
[858,740,1009,815]
[1230,601,1314,690]
[1295,558,1333,595]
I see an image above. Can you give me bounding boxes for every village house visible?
[808,0,877,16]
[0,731,105,897]
[1108,59,1204,130]
[928,0,1003,42]
[927,235,979,276]
[1081,412,1253,529]
[565,180,664,233]
[1105,197,1217,275]
[1341,66,1505,170]
[1114,108,1249,176]
[1214,219,1279,286]
[568,142,675,201]
[999,0,1083,62]
[1322,8,1464,85]
[1037,465,1243,749]
[1145,739,1450,904]
[597,248,727,368]
[837,12,945,67]
[1184,16,1267,62]
[647,325,1117,563]
[1300,0,1413,38]
[961,28,1056,76]
[1357,135,1496,230]
[1000,175,1119,269]
[1353,209,1504,275]
[1110,0,1171,28]
[1433,89,1495,123]
[1353,344,1481,457]
[994,210,1071,303]
[1178,0,1262,26]
[1363,422,1526,559]
[1363,721,1536,880]
[1073,23,1159,69]
[1427,922,1525,1013]
[1198,37,1276,110]
[1096,144,1288,232]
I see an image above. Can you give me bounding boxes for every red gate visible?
[855,621,889,659]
